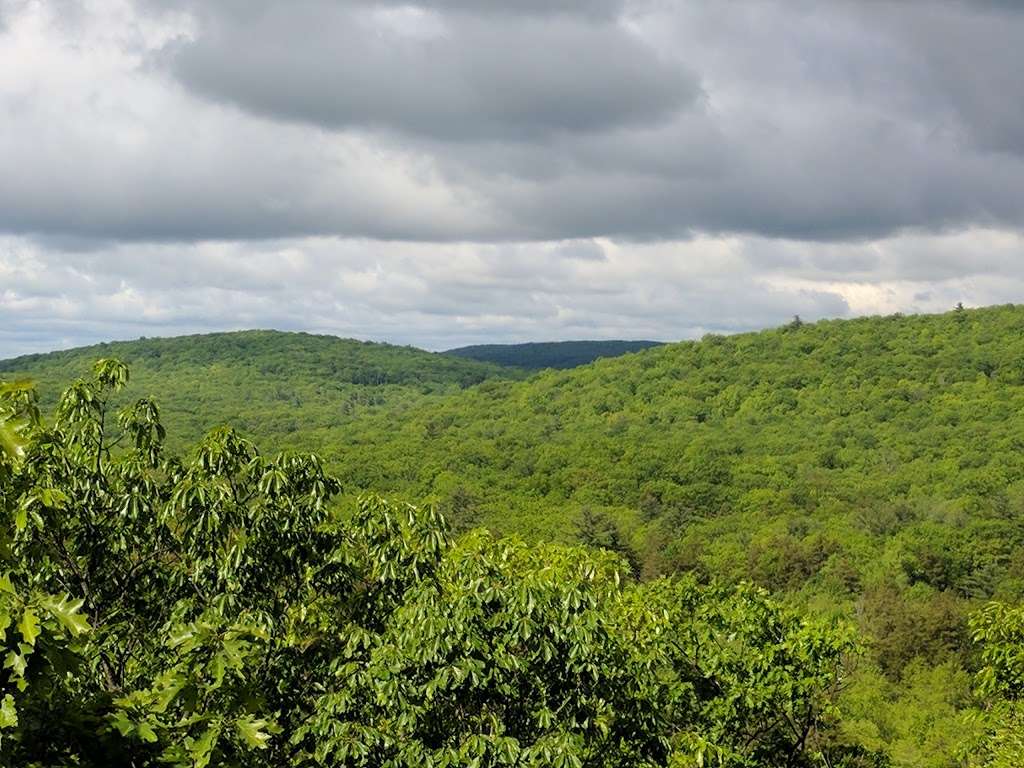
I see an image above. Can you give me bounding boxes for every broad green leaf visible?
[189,723,221,768]
[40,595,91,637]
[18,607,40,646]
[235,715,278,750]
[0,694,17,730]
[4,650,27,679]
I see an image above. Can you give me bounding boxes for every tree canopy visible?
[5,305,1024,766]
[0,359,872,767]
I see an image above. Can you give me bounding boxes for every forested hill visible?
[443,339,664,369]
[0,330,518,449]
[322,304,1024,758]
[337,304,1024,549]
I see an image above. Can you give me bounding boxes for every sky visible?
[2,0,1024,357]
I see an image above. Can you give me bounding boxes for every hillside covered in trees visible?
[0,330,520,451]
[443,340,664,369]
[0,360,879,767]
[4,304,1024,766]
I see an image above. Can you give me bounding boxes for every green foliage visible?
[0,373,92,753]
[0,330,519,455]
[0,358,349,764]
[0,362,864,766]
[575,508,641,576]
[6,306,1024,766]
[443,340,664,369]
[839,661,973,768]
[327,306,1024,716]
[961,602,1024,768]
[619,577,859,767]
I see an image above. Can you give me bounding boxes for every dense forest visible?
[0,331,520,452]
[3,305,1024,765]
[0,361,872,766]
[442,340,664,369]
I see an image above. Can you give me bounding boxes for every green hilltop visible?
[0,329,520,452]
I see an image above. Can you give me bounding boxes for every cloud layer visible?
[1,0,1022,356]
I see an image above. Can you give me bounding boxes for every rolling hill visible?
[316,305,1024,741]
[337,306,1024,555]
[442,339,664,369]
[0,330,520,452]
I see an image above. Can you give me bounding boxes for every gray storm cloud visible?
[2,0,1023,242]
[166,4,697,142]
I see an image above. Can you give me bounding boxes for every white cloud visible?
[4,230,1021,358]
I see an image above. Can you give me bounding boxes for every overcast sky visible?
[2,0,1023,357]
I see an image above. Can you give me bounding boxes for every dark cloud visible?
[894,5,1024,155]
[164,3,696,142]
[3,0,1021,244]
[144,0,628,23]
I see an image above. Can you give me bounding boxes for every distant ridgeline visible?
[443,339,664,369]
